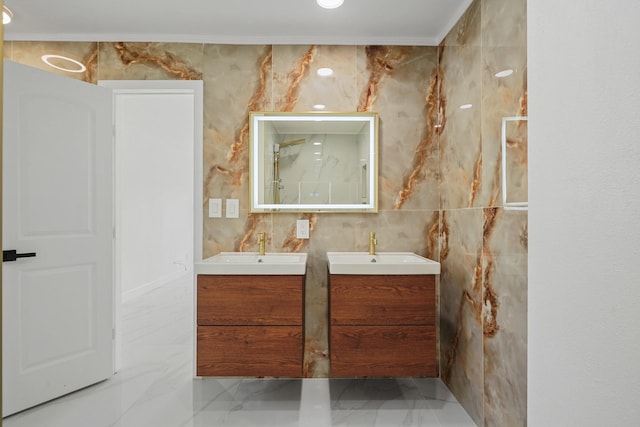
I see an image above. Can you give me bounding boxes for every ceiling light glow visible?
[317,0,344,9]
[495,69,514,78]
[41,54,87,73]
[317,67,334,77]
[313,104,326,110]
[459,104,473,110]
[3,6,13,24]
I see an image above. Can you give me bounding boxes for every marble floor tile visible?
[3,276,476,427]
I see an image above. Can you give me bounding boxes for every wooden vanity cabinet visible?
[329,274,437,377]
[196,274,305,377]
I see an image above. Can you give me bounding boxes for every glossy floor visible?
[4,275,476,427]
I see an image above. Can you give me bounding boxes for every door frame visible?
[1,24,4,421]
[99,80,203,370]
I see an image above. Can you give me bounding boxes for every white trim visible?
[98,80,204,264]
[4,32,444,46]
[98,80,203,372]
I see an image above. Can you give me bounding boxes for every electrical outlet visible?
[208,198,222,218]
[296,219,310,239]
[226,199,239,218]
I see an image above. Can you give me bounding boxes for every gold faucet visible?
[369,231,377,255]
[258,232,266,256]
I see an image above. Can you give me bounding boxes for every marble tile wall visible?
[4,0,527,423]
[439,0,528,426]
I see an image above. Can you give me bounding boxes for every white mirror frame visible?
[250,112,378,213]
[501,116,528,211]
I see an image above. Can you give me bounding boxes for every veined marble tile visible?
[202,44,271,204]
[97,42,204,81]
[354,210,441,260]
[272,45,360,112]
[200,45,273,260]
[202,211,270,258]
[271,213,331,377]
[442,0,481,48]
[439,1,484,211]
[354,46,446,232]
[202,44,272,141]
[271,45,318,112]
[478,45,528,208]
[437,1,528,426]
[192,379,303,426]
[439,208,485,426]
[365,46,440,211]
[269,213,358,378]
[482,208,527,426]
[7,41,99,83]
[329,378,477,426]
[439,43,483,210]
[481,0,528,48]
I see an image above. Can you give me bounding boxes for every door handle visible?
[3,250,37,262]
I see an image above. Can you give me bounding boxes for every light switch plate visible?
[226,199,239,218]
[208,198,222,218]
[296,219,310,239]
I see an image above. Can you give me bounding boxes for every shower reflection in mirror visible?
[250,112,378,213]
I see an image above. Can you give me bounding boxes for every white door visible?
[99,80,204,371]
[2,61,114,417]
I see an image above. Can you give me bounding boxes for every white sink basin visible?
[195,252,307,275]
[326,252,440,275]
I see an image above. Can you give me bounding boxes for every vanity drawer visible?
[197,326,303,377]
[330,325,437,377]
[329,274,435,325]
[197,275,303,325]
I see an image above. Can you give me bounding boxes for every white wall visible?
[528,1,640,425]
[115,93,194,298]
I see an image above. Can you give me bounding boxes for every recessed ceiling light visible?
[317,67,334,77]
[459,104,473,110]
[313,142,322,146]
[3,6,13,24]
[41,54,87,73]
[317,0,344,9]
[313,104,326,110]
[495,69,514,78]
[314,152,322,156]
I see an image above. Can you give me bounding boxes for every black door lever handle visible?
[3,250,37,262]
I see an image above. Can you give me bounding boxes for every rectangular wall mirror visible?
[249,112,378,213]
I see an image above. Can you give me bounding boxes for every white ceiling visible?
[4,0,472,46]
